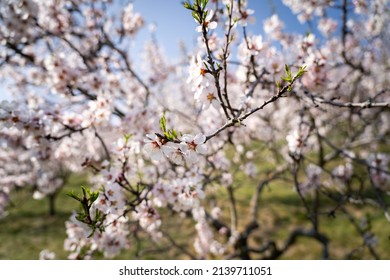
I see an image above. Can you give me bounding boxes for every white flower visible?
[332,162,353,181]
[133,202,162,240]
[122,3,144,35]
[85,95,112,125]
[169,145,186,165]
[93,182,126,215]
[286,130,303,155]
[318,18,338,37]
[298,164,322,196]
[143,133,171,161]
[39,249,55,260]
[187,54,211,87]
[368,153,390,188]
[180,134,207,165]
[211,207,221,219]
[239,9,255,26]
[195,84,219,110]
[195,10,217,33]
[306,164,322,186]
[221,172,233,187]
[264,14,284,35]
[246,35,263,55]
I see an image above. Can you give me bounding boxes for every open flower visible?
[187,54,211,87]
[195,10,217,33]
[286,130,304,155]
[194,83,219,109]
[180,134,207,165]
[239,8,255,26]
[169,145,186,165]
[200,91,219,110]
[144,133,171,161]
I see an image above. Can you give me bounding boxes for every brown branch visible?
[341,0,368,74]
[227,185,238,232]
[263,228,329,260]
[304,91,390,110]
[221,0,236,116]
[341,208,380,260]
[93,126,111,162]
[198,5,231,119]
[205,78,298,142]
[161,230,197,260]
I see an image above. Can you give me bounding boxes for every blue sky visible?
[131,0,311,60]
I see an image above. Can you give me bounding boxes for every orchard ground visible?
[1,171,389,260]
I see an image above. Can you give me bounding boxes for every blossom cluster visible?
[0,0,389,260]
[144,133,207,165]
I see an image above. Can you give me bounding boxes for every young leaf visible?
[276,80,282,91]
[183,1,192,9]
[295,65,307,78]
[284,64,290,74]
[67,191,81,202]
[123,133,132,143]
[192,11,200,22]
[160,114,167,133]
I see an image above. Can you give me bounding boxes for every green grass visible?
[1,170,389,260]
[0,174,196,260]
[256,183,390,259]
[0,174,84,260]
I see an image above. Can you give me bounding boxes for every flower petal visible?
[196,144,207,155]
[194,134,206,144]
[208,21,217,30]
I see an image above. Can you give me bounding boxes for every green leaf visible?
[276,80,281,91]
[95,209,102,220]
[203,10,209,20]
[81,186,87,198]
[192,11,200,22]
[90,191,99,203]
[284,64,290,74]
[160,114,167,133]
[295,65,307,79]
[123,133,132,143]
[75,215,84,223]
[183,1,192,9]
[67,191,81,202]
[164,131,173,141]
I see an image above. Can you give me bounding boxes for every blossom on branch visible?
[195,10,217,33]
[180,134,207,165]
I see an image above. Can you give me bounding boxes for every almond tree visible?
[0,0,389,259]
